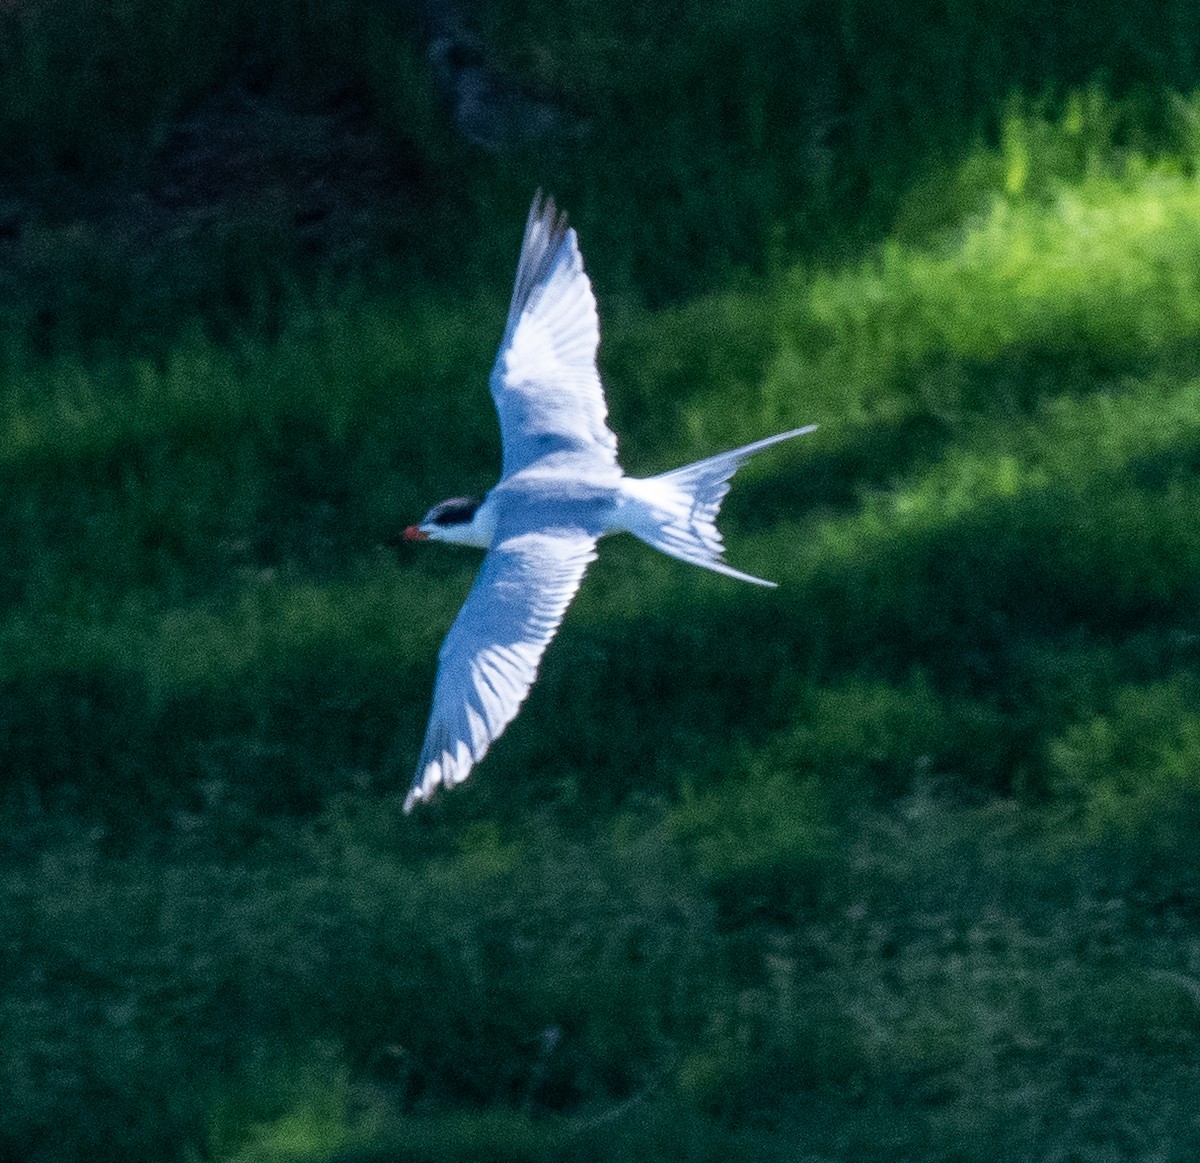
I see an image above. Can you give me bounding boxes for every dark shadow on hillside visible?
[7,0,1200,339]
[0,653,430,838]
[0,54,464,354]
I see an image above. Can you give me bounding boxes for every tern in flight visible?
[402,192,816,811]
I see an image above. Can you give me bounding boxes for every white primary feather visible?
[490,192,619,479]
[403,527,598,813]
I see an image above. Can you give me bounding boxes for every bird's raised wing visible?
[404,526,598,812]
[490,192,619,479]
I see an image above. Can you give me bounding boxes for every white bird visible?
[401,192,816,812]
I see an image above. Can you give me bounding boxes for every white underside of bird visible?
[402,192,816,812]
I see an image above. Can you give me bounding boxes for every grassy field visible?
[3,2,1200,1161]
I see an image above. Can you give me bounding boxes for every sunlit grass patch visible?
[760,168,1200,429]
[204,1044,379,1163]
[670,766,829,888]
[1046,675,1200,846]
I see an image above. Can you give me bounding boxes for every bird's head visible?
[403,496,492,547]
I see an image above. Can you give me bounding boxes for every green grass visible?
[11,0,1200,319]
[0,0,426,180]
[5,8,1200,1159]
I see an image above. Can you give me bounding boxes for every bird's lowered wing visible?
[490,192,619,479]
[404,526,598,812]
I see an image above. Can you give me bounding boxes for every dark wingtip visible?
[505,192,575,334]
[529,187,568,249]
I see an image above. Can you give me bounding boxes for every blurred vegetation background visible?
[3,0,1200,1159]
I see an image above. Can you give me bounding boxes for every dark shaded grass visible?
[5,784,1200,1162]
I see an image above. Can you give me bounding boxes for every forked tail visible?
[626,425,817,587]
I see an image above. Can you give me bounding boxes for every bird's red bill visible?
[403,525,429,541]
